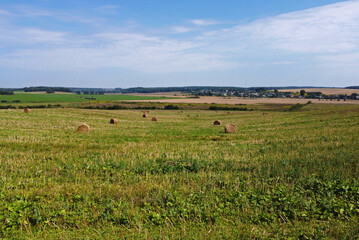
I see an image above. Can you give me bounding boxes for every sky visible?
[0,0,358,88]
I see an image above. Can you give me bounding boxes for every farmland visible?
[0,103,358,238]
[0,92,169,104]
[278,88,359,95]
[130,96,359,105]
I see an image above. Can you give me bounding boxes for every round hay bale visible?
[143,114,148,118]
[187,114,190,117]
[24,108,31,113]
[152,117,158,122]
[263,112,268,115]
[214,120,222,125]
[77,123,90,133]
[225,123,237,133]
[110,118,118,124]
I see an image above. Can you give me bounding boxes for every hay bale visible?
[24,108,31,113]
[110,118,118,124]
[152,117,158,122]
[143,114,148,118]
[263,112,269,115]
[77,123,90,133]
[225,123,237,133]
[214,120,222,125]
[187,114,190,117]
[227,112,231,114]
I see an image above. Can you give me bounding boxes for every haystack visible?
[225,123,237,133]
[24,108,31,113]
[77,123,90,133]
[214,120,222,125]
[110,118,118,124]
[152,117,158,122]
[143,114,148,118]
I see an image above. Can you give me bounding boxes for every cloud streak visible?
[188,19,222,26]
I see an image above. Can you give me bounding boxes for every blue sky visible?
[0,0,358,88]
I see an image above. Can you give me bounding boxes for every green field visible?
[0,104,358,239]
[0,93,169,103]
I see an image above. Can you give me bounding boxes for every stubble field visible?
[0,104,358,239]
[131,96,359,105]
[278,88,359,95]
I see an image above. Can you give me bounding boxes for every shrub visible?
[209,106,249,111]
[0,105,15,109]
[164,104,180,110]
[287,103,304,111]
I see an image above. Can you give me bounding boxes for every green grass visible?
[0,93,169,103]
[0,104,358,239]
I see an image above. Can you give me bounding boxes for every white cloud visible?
[22,28,68,44]
[189,19,221,26]
[229,0,359,53]
[0,27,68,46]
[0,32,235,72]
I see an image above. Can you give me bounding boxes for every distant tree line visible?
[23,87,72,93]
[0,104,62,109]
[0,89,14,95]
[346,86,359,89]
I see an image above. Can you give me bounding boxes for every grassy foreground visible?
[0,104,358,239]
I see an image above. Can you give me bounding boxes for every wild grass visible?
[0,104,358,239]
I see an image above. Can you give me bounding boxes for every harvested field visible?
[130,96,359,105]
[1,105,358,239]
[278,88,359,95]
